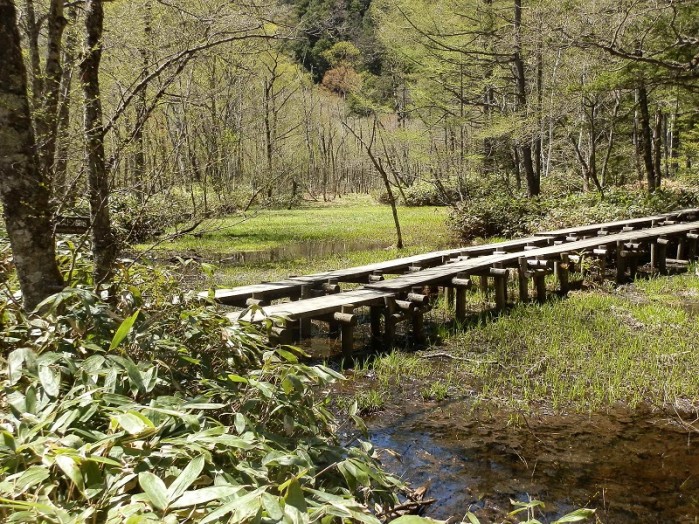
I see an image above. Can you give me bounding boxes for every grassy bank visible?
[351,270,699,413]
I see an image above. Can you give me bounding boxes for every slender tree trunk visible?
[513,0,539,197]
[0,0,64,310]
[653,107,663,189]
[81,0,117,285]
[133,1,152,201]
[54,8,77,201]
[637,80,656,192]
[35,0,67,183]
[600,91,620,187]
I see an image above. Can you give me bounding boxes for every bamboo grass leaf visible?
[139,471,169,511]
[110,310,140,351]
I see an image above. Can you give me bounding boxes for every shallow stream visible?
[366,399,699,523]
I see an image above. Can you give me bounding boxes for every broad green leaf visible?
[261,492,283,521]
[114,412,154,435]
[167,455,205,501]
[464,512,481,524]
[55,454,84,492]
[171,485,242,509]
[138,471,169,511]
[199,488,265,523]
[284,479,307,513]
[234,413,245,434]
[110,310,140,350]
[15,466,50,494]
[0,431,16,451]
[38,365,60,397]
[8,348,36,385]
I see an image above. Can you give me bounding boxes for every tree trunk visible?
[0,0,64,310]
[35,0,67,183]
[81,0,117,285]
[53,7,78,202]
[637,81,656,192]
[23,0,43,108]
[653,107,662,189]
[513,0,539,197]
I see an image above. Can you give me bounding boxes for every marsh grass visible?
[138,197,451,258]
[352,271,699,413]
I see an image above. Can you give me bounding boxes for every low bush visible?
[0,252,401,523]
[450,187,699,241]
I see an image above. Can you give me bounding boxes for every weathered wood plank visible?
[366,221,699,292]
[228,288,393,323]
[536,216,667,239]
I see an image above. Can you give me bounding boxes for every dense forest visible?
[1,0,699,522]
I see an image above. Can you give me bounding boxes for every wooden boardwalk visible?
[217,215,699,356]
[207,236,549,306]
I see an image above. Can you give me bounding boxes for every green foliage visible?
[321,41,361,67]
[450,195,544,240]
[0,254,402,522]
[450,188,699,241]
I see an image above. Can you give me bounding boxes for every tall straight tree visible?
[81,0,117,284]
[0,0,64,310]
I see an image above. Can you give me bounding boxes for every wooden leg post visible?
[534,273,546,304]
[451,273,471,323]
[687,232,698,261]
[335,305,356,358]
[479,275,489,297]
[518,257,529,303]
[651,238,669,274]
[491,266,508,311]
[411,308,425,343]
[558,254,569,294]
[616,241,627,284]
[383,297,397,349]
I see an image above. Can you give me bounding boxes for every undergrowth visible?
[450,187,699,240]
[0,244,402,523]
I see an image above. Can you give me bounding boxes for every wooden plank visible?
[536,216,667,238]
[366,221,699,292]
[663,208,699,220]
[229,288,393,323]
[202,280,304,306]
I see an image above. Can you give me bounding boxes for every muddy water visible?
[367,400,699,523]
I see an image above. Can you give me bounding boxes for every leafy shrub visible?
[402,180,460,207]
[0,257,401,523]
[450,195,545,240]
[450,187,699,241]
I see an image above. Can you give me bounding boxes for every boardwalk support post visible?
[651,237,669,274]
[518,257,529,302]
[557,254,570,294]
[370,306,382,345]
[687,232,699,261]
[490,266,508,310]
[451,273,471,323]
[335,305,356,357]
